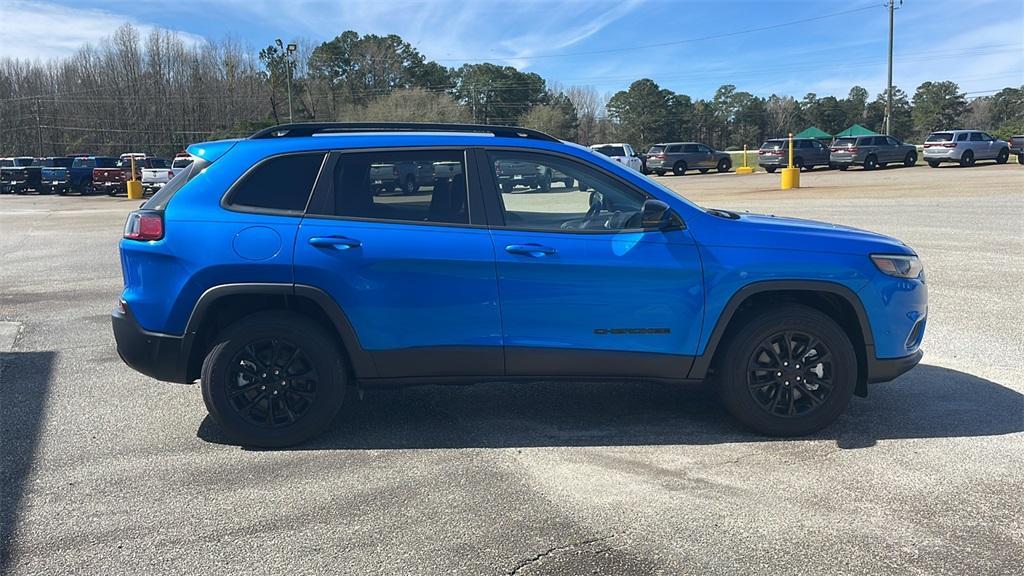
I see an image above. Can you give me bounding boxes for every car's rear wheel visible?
[995,148,1009,164]
[716,304,856,436]
[959,150,975,167]
[1018,153,1024,165]
[672,161,687,176]
[201,311,347,448]
[904,152,917,167]
[863,155,878,170]
[717,158,731,173]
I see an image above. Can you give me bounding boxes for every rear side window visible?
[956,133,969,142]
[227,153,325,213]
[307,150,468,225]
[666,145,681,153]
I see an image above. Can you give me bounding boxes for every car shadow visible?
[0,351,57,573]
[197,364,1023,451]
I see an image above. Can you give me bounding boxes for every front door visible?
[294,148,503,378]
[480,149,704,379]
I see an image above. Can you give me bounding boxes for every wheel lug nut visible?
[783,361,789,367]
[776,372,782,377]
[796,376,801,381]
[784,381,790,386]
[260,385,266,390]
[795,364,801,369]
[273,390,278,395]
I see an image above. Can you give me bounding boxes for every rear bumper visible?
[866,349,923,383]
[112,306,192,383]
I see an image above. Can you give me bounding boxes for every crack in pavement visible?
[506,533,617,575]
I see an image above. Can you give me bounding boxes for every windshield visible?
[593,145,626,157]
[0,160,11,168]
[926,132,954,142]
[834,138,858,147]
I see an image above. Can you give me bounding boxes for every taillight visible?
[167,170,174,179]
[942,142,957,148]
[123,210,164,241]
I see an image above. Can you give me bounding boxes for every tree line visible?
[1,24,1021,157]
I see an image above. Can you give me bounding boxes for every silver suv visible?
[923,130,1010,167]
[645,142,732,176]
[830,135,918,170]
[757,138,831,172]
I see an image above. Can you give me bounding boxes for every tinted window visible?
[682,144,699,153]
[886,137,900,146]
[228,153,324,213]
[96,158,118,168]
[593,145,626,157]
[956,133,969,141]
[926,133,953,142]
[308,150,467,225]
[72,158,95,168]
[980,133,994,141]
[487,151,647,232]
[172,158,193,169]
[835,138,857,147]
[666,145,681,153]
[697,145,712,153]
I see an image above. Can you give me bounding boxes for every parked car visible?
[69,156,118,195]
[589,143,644,172]
[830,135,918,170]
[38,156,76,194]
[494,158,573,192]
[141,157,184,194]
[922,130,1010,167]
[0,157,35,194]
[1007,135,1024,165]
[96,156,168,196]
[645,142,732,176]
[112,122,926,447]
[758,138,831,172]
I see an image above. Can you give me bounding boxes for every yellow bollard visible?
[126,156,143,199]
[780,132,800,189]
[736,145,754,174]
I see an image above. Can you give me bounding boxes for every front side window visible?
[969,132,985,142]
[886,137,900,146]
[308,150,468,225]
[227,152,325,213]
[487,151,647,232]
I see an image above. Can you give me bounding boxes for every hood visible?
[698,210,914,256]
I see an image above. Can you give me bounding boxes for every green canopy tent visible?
[834,124,878,138]
[793,126,832,140]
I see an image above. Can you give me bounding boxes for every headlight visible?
[871,254,923,278]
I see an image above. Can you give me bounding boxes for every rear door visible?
[293,148,502,379]
[481,148,704,379]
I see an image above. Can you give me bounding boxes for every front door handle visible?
[505,243,556,257]
[309,236,362,250]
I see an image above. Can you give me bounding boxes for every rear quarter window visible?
[225,153,325,213]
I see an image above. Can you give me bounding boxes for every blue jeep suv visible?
[112,123,927,447]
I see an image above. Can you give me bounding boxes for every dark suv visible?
[758,138,831,172]
[112,123,926,447]
[645,142,732,176]
[830,135,918,170]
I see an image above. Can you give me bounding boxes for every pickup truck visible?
[38,157,76,195]
[69,156,118,194]
[1,157,35,194]
[495,159,575,192]
[142,156,187,193]
[369,161,436,195]
[95,156,167,196]
[1009,135,1024,165]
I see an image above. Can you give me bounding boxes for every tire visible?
[995,148,1009,164]
[959,150,974,167]
[928,161,940,168]
[201,311,347,448]
[717,158,731,173]
[765,166,776,173]
[1018,153,1024,165]
[863,155,878,170]
[903,152,917,167]
[402,175,418,196]
[538,174,552,192]
[838,165,848,171]
[716,304,857,436]
[672,161,687,176]
[654,170,665,177]
[794,157,805,171]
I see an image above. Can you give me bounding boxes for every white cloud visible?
[0,0,206,61]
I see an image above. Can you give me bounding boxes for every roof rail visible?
[248,122,560,142]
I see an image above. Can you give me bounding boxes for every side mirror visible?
[641,199,672,229]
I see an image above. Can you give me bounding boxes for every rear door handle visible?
[309,236,362,250]
[505,243,556,257]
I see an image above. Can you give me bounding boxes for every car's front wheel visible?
[716,305,856,436]
[995,148,1009,164]
[904,152,917,167]
[717,158,731,173]
[201,311,347,448]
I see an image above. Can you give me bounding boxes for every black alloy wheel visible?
[226,338,319,429]
[746,330,834,419]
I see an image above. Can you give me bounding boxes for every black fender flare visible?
[687,280,875,380]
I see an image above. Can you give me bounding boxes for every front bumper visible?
[112,306,192,383]
[867,349,923,383]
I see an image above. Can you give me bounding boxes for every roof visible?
[793,126,832,139]
[834,124,878,138]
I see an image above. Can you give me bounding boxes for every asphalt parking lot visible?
[1,163,1022,575]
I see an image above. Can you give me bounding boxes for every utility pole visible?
[275,39,297,123]
[34,98,43,157]
[885,0,900,135]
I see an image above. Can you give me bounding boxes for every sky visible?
[1,0,1021,101]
